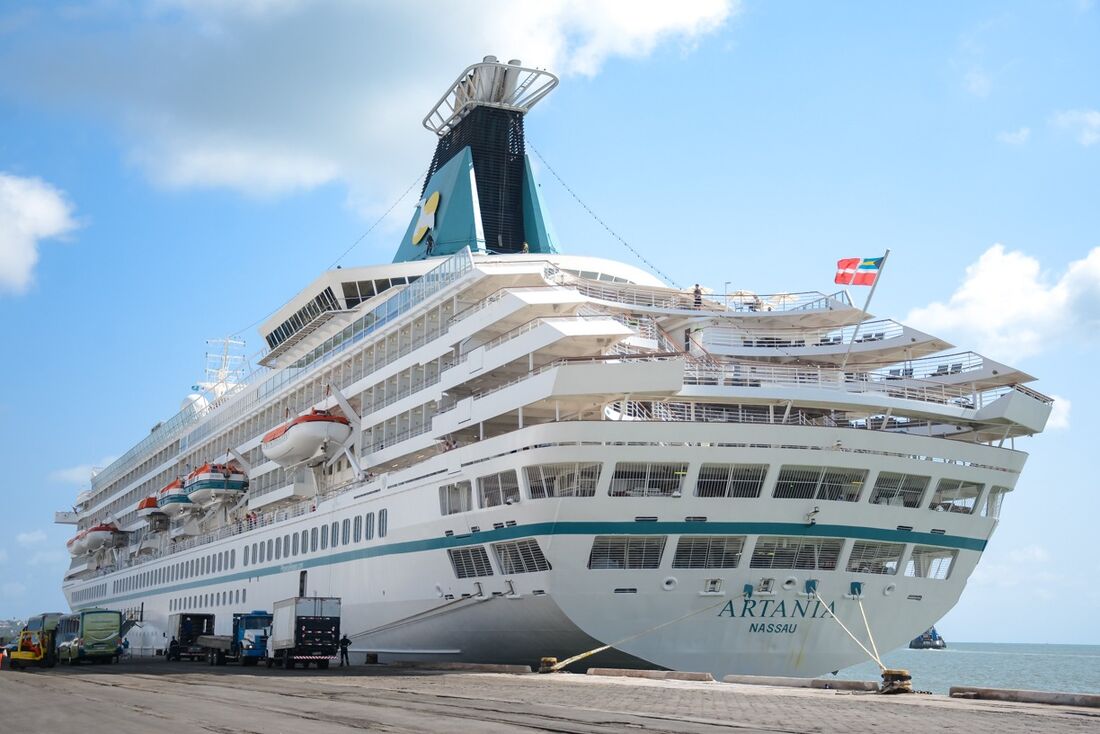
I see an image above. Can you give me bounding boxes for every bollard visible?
[879,668,913,694]
[539,657,559,674]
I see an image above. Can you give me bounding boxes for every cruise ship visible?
[58,58,1052,677]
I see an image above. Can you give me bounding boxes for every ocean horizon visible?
[833,642,1100,695]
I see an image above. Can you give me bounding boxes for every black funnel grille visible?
[424,106,526,252]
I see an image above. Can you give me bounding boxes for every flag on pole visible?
[835,256,884,286]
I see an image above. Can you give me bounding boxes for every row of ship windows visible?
[448,536,959,581]
[242,509,389,567]
[114,549,238,595]
[438,462,1009,517]
[110,510,392,597]
[169,588,246,613]
[73,583,107,603]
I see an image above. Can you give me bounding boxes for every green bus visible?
[56,609,123,664]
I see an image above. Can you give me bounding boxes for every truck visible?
[196,611,273,666]
[7,613,63,670]
[165,612,215,661]
[266,596,341,670]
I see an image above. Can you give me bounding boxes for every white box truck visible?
[266,597,341,669]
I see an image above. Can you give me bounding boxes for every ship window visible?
[230,549,235,569]
[274,539,281,560]
[292,533,300,556]
[905,546,958,580]
[342,519,351,545]
[379,509,388,537]
[587,536,667,570]
[217,553,224,572]
[301,530,309,554]
[447,546,494,579]
[321,524,329,549]
[251,543,258,564]
[983,486,1010,518]
[283,534,290,557]
[672,536,745,569]
[477,471,520,508]
[311,527,318,551]
[870,472,929,508]
[242,589,246,604]
[773,466,866,502]
[525,462,601,498]
[329,521,338,548]
[694,464,768,498]
[609,462,688,498]
[266,539,274,560]
[365,513,375,540]
[749,537,843,571]
[492,539,552,574]
[258,543,265,563]
[846,542,904,575]
[929,479,983,514]
[353,515,362,543]
[439,481,473,515]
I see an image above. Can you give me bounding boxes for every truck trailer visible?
[196,611,272,666]
[266,597,341,670]
[165,613,215,661]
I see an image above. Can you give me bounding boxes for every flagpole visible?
[839,249,891,373]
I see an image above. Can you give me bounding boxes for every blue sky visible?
[1,1,1098,643]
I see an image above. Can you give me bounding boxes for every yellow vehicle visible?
[8,613,63,670]
[56,609,123,665]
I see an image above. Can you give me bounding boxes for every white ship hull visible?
[63,420,1009,677]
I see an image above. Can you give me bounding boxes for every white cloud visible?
[996,126,1030,145]
[49,457,116,485]
[1046,394,1071,430]
[1052,109,1100,146]
[1,582,26,598]
[0,1,737,209]
[0,173,78,294]
[16,530,46,546]
[964,68,991,97]
[906,244,1100,362]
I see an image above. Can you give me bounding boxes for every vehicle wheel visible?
[318,660,329,670]
[216,652,226,666]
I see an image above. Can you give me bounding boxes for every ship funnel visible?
[393,58,561,263]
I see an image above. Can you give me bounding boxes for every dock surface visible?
[2,659,1097,733]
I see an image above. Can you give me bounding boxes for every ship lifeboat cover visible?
[261,409,352,466]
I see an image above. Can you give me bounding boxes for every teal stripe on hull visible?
[76,520,988,609]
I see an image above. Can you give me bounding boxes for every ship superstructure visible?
[57,57,1051,676]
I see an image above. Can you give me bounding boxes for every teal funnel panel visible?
[522,154,560,254]
[393,147,485,262]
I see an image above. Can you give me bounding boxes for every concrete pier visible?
[1,658,1097,733]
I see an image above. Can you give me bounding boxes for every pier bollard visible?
[879,668,913,694]
[539,657,559,674]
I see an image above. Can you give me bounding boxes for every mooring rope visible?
[813,591,885,671]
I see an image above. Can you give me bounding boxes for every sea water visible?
[832,643,1100,695]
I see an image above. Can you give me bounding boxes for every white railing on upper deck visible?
[869,352,985,381]
[703,319,906,350]
[723,290,854,313]
[90,248,475,495]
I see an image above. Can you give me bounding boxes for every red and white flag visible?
[835,257,884,286]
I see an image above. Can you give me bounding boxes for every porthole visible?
[782,576,798,591]
[884,583,896,596]
[662,576,678,591]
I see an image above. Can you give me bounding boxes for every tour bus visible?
[55,609,123,664]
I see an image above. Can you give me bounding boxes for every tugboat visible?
[909,626,947,650]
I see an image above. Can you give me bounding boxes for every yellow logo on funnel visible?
[412,191,441,245]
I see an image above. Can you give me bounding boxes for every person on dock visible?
[339,634,351,667]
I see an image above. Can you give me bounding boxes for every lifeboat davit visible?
[261,409,352,467]
[66,530,89,557]
[83,522,120,552]
[157,478,192,517]
[185,462,248,504]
